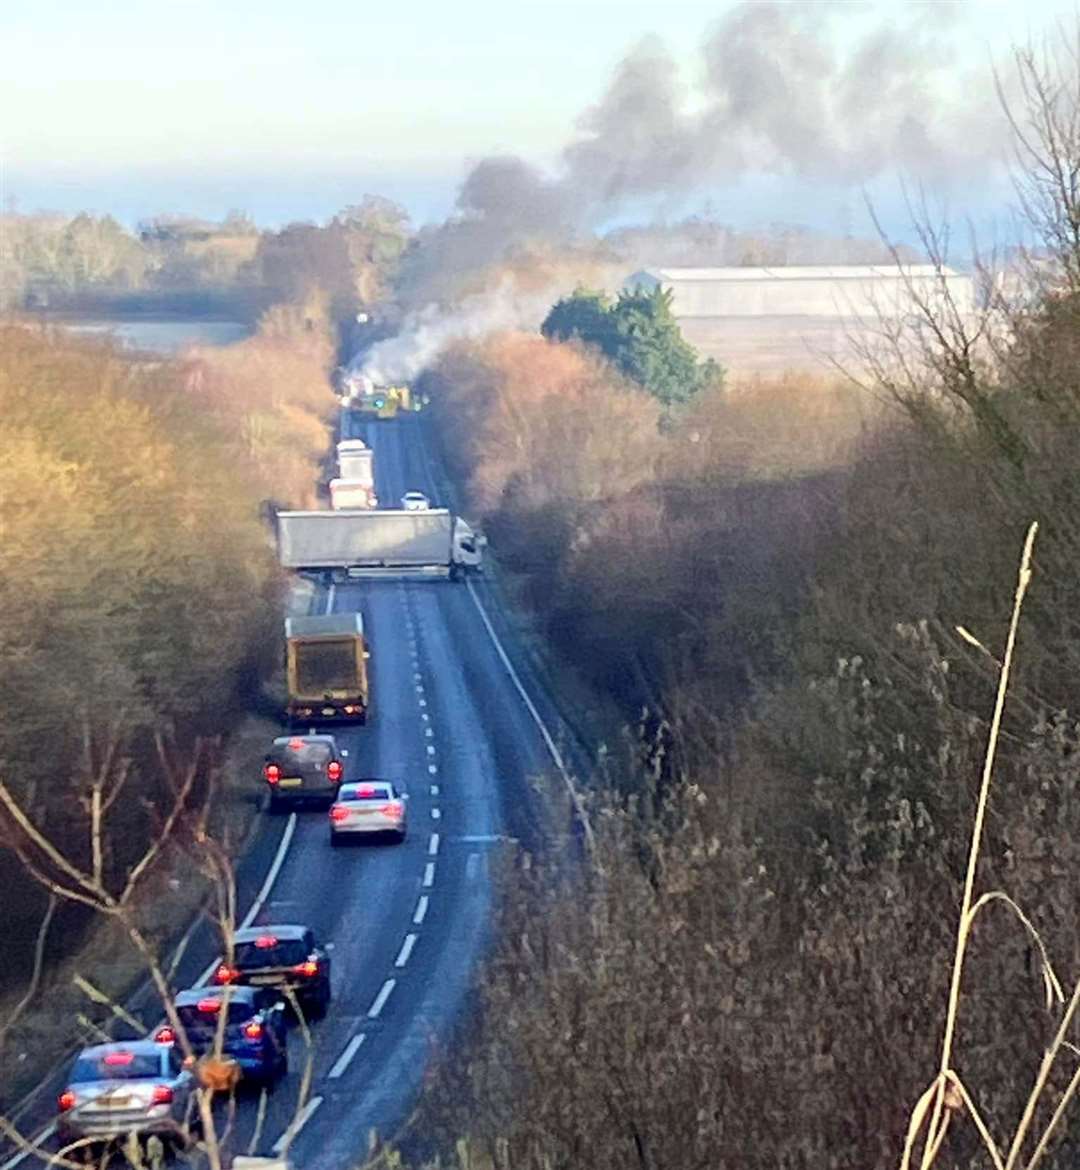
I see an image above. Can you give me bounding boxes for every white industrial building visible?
[624,265,975,320]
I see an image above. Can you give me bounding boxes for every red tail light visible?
[243,1020,264,1041]
[327,761,343,782]
[196,998,221,1014]
[385,801,404,818]
[58,1091,76,1113]
[254,935,278,949]
[103,1051,134,1067]
[150,1085,173,1106]
[154,1026,176,1045]
[329,805,349,822]
[264,764,281,785]
[213,963,238,985]
[292,958,319,977]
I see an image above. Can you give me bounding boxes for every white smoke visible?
[357,279,562,383]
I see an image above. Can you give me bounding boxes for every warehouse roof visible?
[627,264,962,284]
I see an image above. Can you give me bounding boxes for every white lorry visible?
[329,478,377,510]
[277,508,484,581]
[335,439,374,486]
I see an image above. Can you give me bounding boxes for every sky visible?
[0,0,1075,237]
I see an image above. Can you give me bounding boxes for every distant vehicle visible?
[330,478,377,510]
[329,780,409,846]
[277,509,485,581]
[400,491,431,511]
[344,381,416,420]
[213,925,331,1020]
[335,439,374,485]
[56,1041,196,1149]
[154,986,288,1086]
[284,613,370,724]
[263,734,348,811]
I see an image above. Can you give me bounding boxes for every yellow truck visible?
[345,381,420,419]
[285,613,370,724]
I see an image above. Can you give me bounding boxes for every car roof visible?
[271,735,335,748]
[175,986,258,1008]
[403,491,427,497]
[233,924,309,944]
[77,1040,163,1060]
[340,778,394,791]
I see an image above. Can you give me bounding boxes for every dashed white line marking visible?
[426,745,436,756]
[413,895,429,924]
[423,862,436,888]
[467,852,481,880]
[413,672,423,683]
[325,583,337,615]
[424,726,434,738]
[368,978,396,1018]
[420,711,430,722]
[418,697,427,708]
[272,1095,323,1153]
[429,832,440,855]
[431,807,441,820]
[415,685,425,695]
[428,764,438,774]
[395,933,418,967]
[430,784,440,795]
[328,1034,366,1079]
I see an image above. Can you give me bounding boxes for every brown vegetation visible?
[411,37,1080,1170]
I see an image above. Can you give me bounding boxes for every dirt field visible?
[679,315,880,381]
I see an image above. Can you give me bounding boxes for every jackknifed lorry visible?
[276,509,484,581]
[284,613,370,724]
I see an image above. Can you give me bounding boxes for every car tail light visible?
[385,800,404,818]
[154,1026,176,1045]
[58,1091,76,1113]
[288,738,305,750]
[327,761,343,782]
[254,935,278,949]
[213,963,238,985]
[356,785,375,797]
[292,958,319,977]
[197,998,221,1014]
[150,1085,173,1106]
[243,1020,264,1041]
[103,1051,135,1066]
[329,805,350,822]
[264,764,280,785]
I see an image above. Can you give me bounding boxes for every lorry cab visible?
[453,520,486,573]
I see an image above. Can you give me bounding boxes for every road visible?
[2,413,570,1169]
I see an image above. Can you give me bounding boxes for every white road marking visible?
[193,811,298,986]
[431,808,441,820]
[424,727,434,738]
[423,862,436,888]
[272,1095,323,1153]
[325,583,337,615]
[430,784,439,795]
[415,685,425,696]
[420,712,430,722]
[428,764,438,774]
[413,672,422,683]
[328,1034,366,1079]
[467,852,481,880]
[0,1124,56,1170]
[368,978,396,1018]
[426,745,436,756]
[429,832,440,855]
[418,697,427,708]
[466,578,595,850]
[413,895,429,924]
[395,933,418,967]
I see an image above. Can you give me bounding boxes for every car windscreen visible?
[340,784,392,802]
[271,742,332,770]
[294,640,357,692]
[70,1052,162,1082]
[177,1002,255,1029]
[235,938,308,970]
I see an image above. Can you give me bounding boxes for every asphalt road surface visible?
[2,413,570,1169]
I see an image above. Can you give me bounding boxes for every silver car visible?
[329,780,408,845]
[57,1040,196,1149]
[400,491,431,511]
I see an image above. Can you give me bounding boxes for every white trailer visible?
[329,478,377,510]
[277,508,484,580]
[335,439,374,486]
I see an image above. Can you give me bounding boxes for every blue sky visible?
[1,0,1073,236]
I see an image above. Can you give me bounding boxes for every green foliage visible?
[541,284,720,406]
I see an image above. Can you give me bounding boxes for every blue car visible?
[155,986,288,1087]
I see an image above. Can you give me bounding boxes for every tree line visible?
[412,37,1080,1170]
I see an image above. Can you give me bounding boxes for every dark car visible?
[154,986,288,1086]
[263,735,347,812]
[213,925,331,1020]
